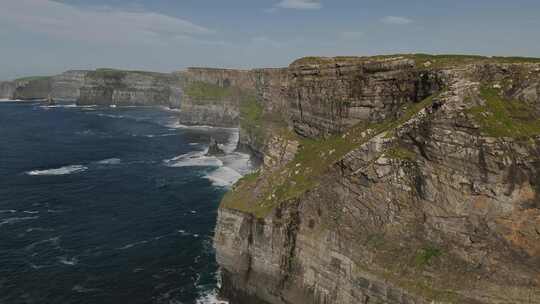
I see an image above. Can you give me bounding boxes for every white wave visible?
[58,256,78,266]
[195,291,229,304]
[144,133,176,138]
[164,151,223,168]
[40,104,78,109]
[95,158,122,165]
[29,263,49,270]
[223,130,239,153]
[0,210,17,214]
[0,99,23,102]
[166,128,253,187]
[26,165,88,176]
[96,113,125,119]
[205,166,243,187]
[25,236,60,251]
[167,122,236,131]
[0,216,39,227]
[23,211,39,214]
[116,240,149,250]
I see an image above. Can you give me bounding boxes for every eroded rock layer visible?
[214,56,540,304]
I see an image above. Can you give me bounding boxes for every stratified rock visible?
[214,56,540,304]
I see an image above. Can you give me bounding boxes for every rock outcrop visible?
[214,55,540,304]
[207,137,226,156]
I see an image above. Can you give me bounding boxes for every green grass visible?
[386,146,417,161]
[239,94,265,144]
[15,76,50,82]
[291,54,540,69]
[87,68,167,81]
[415,246,442,267]
[184,81,234,100]
[467,87,540,138]
[222,93,441,218]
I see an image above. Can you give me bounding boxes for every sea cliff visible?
[214,55,540,304]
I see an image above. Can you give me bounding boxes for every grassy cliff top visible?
[291,54,540,69]
[14,76,51,82]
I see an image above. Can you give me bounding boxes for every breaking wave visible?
[164,130,252,187]
[195,290,229,304]
[94,158,122,165]
[26,165,88,176]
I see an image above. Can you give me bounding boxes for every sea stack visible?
[46,94,55,105]
[206,137,225,156]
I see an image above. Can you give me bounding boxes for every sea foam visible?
[26,165,88,176]
[165,129,253,188]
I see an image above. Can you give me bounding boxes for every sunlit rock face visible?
[214,56,540,304]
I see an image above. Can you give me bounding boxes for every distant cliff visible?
[0,77,52,100]
[214,55,540,304]
[77,69,182,107]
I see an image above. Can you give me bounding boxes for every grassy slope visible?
[468,87,540,138]
[222,94,440,218]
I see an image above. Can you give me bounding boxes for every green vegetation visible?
[15,76,50,82]
[467,87,540,138]
[386,146,417,161]
[184,81,234,100]
[88,68,167,80]
[292,54,540,69]
[415,246,442,267]
[222,92,441,218]
[239,94,264,144]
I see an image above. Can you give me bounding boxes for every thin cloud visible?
[276,0,322,10]
[381,16,413,25]
[0,0,213,46]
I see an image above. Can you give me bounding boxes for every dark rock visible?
[206,137,225,156]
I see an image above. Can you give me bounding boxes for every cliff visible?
[51,70,88,100]
[0,77,52,100]
[214,55,540,304]
[77,69,183,107]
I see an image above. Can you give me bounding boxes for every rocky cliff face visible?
[214,56,540,304]
[0,77,53,100]
[51,70,88,100]
[78,69,183,107]
[0,81,16,99]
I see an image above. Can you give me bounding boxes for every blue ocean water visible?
[0,101,248,304]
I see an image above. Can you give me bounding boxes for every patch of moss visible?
[467,87,540,138]
[184,81,234,101]
[387,146,417,161]
[222,93,441,218]
[415,246,442,267]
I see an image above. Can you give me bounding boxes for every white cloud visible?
[0,0,213,46]
[276,0,322,10]
[339,31,364,40]
[381,16,413,25]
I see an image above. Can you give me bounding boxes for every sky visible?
[1,0,540,80]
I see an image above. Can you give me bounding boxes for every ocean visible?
[0,100,250,303]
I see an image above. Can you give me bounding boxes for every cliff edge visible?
[214,55,540,304]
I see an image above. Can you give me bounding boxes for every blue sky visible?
[1,0,539,80]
